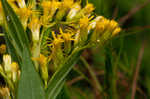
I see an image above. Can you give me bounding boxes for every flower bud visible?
[11,62,19,83]
[88,16,103,31]
[28,17,41,42]
[3,54,12,79]
[109,20,119,31]
[56,0,74,21]
[112,27,121,36]
[67,3,81,20]
[38,54,48,87]
[16,0,26,8]
[84,3,95,15]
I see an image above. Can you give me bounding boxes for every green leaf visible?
[4,33,21,65]
[17,47,45,99]
[1,0,30,57]
[46,50,83,99]
[57,84,71,99]
[53,80,65,99]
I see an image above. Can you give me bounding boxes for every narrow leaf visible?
[46,50,82,99]
[1,0,30,57]
[17,47,45,99]
[53,80,65,99]
[4,33,21,65]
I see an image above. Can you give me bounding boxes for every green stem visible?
[32,42,40,70]
[80,56,103,93]
[0,71,14,95]
[73,67,91,84]
[104,37,123,99]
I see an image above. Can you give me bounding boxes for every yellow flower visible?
[48,31,64,50]
[37,54,48,87]
[88,16,103,30]
[16,0,26,8]
[79,16,93,28]
[59,28,74,41]
[61,0,74,9]
[41,1,60,24]
[11,62,19,83]
[84,3,95,15]
[17,7,32,28]
[41,1,52,15]
[112,27,121,36]
[28,17,41,42]
[59,28,75,53]
[67,3,81,20]
[109,20,119,31]
[38,54,47,66]
[3,54,12,79]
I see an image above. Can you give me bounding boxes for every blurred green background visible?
[57,0,150,99]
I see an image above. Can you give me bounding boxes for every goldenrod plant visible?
[0,0,121,99]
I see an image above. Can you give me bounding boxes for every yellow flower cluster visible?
[0,0,121,88]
